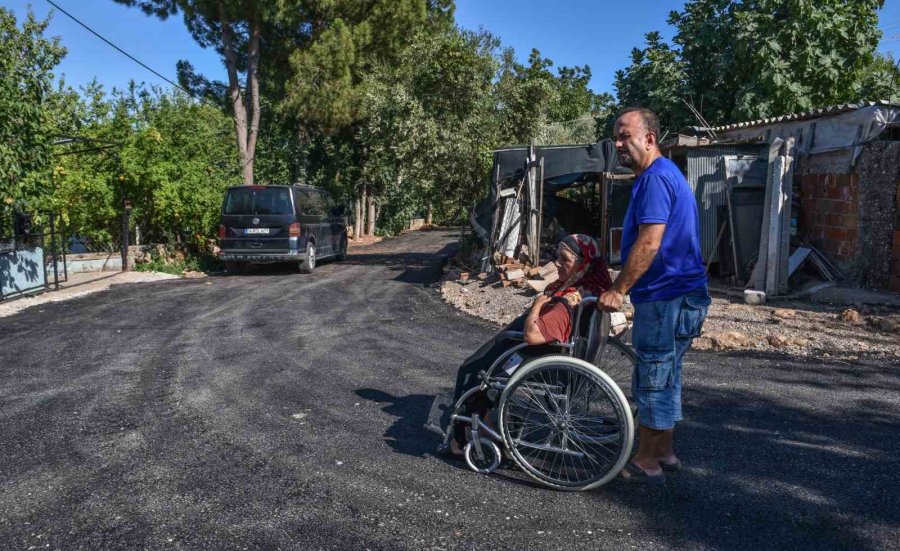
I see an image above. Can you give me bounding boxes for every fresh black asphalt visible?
[1,229,898,550]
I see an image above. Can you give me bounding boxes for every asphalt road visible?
[1,229,898,551]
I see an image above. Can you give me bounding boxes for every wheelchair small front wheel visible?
[464,440,502,474]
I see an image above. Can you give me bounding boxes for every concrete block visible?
[744,289,766,305]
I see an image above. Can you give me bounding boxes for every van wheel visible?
[336,235,348,261]
[225,261,245,275]
[299,243,316,274]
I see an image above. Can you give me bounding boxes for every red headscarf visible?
[545,234,612,298]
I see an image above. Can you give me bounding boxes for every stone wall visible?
[796,141,900,289]
[855,142,900,290]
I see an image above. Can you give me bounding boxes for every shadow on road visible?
[345,242,458,285]
[593,350,900,550]
[355,388,439,457]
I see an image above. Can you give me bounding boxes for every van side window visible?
[319,191,334,213]
[295,189,325,216]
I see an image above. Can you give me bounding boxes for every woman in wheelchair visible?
[441,234,612,458]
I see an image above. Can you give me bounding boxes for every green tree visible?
[855,52,900,104]
[607,31,691,136]
[0,7,66,222]
[350,26,499,234]
[114,0,319,185]
[279,1,447,235]
[668,0,885,124]
[48,83,238,250]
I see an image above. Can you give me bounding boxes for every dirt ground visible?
[438,271,900,362]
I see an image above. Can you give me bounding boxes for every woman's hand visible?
[563,291,582,307]
[531,294,552,311]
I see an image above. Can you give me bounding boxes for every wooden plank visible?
[526,278,552,293]
[497,263,523,272]
[538,262,558,279]
[505,268,526,281]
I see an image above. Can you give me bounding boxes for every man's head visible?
[614,107,661,173]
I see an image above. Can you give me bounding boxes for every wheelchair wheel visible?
[497,355,633,491]
[464,440,502,474]
[593,337,637,405]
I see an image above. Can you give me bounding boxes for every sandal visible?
[619,461,666,486]
[660,458,682,473]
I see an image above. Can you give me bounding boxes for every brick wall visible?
[799,174,859,262]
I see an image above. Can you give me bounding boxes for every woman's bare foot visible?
[449,439,464,456]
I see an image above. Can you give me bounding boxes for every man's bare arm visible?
[598,223,665,311]
[612,223,665,294]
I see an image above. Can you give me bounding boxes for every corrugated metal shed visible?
[682,144,767,263]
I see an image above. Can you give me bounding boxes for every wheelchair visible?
[426,297,638,491]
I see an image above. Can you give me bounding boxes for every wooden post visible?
[599,173,609,258]
[778,137,796,295]
[484,161,501,272]
[527,140,539,264]
[764,155,785,295]
[748,138,783,291]
[535,156,544,266]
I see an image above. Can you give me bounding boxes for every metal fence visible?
[0,213,68,301]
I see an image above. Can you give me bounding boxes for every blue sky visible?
[4,0,900,97]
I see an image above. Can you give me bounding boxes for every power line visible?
[44,0,196,99]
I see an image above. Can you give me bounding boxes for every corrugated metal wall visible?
[683,145,766,263]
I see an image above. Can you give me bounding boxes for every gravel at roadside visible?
[437,273,900,362]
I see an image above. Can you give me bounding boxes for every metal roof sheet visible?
[708,100,899,132]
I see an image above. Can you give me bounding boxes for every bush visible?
[133,243,221,275]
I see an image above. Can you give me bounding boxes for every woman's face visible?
[554,244,580,281]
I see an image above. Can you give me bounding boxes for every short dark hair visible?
[617,107,661,139]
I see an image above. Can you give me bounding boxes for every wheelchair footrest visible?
[424,389,455,439]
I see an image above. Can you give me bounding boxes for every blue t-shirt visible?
[620,156,707,303]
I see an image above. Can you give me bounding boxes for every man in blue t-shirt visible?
[599,107,711,486]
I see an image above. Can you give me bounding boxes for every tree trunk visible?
[244,14,261,184]
[359,186,369,235]
[426,203,433,226]
[366,186,376,236]
[354,191,363,240]
[219,4,257,185]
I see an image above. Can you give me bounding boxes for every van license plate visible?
[244,228,270,235]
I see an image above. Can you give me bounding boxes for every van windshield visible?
[224,188,294,215]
